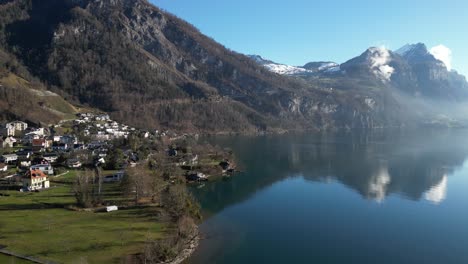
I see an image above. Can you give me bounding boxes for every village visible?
[0,113,236,263]
[0,114,235,194]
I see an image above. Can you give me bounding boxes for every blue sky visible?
[151,0,467,76]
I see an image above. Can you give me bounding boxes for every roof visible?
[25,169,47,179]
[32,139,45,146]
[2,154,18,158]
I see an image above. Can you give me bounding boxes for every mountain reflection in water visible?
[189,129,468,264]
[194,129,468,214]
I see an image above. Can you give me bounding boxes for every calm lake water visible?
[188,129,468,264]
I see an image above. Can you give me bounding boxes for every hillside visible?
[0,66,77,125]
[0,0,397,132]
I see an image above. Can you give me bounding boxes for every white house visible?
[3,121,28,136]
[29,128,45,136]
[2,137,16,148]
[20,160,31,168]
[43,153,59,164]
[7,121,28,131]
[1,154,18,164]
[66,159,82,169]
[23,169,50,191]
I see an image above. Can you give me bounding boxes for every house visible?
[2,121,28,136]
[0,163,7,172]
[23,169,50,191]
[103,171,125,183]
[3,137,16,148]
[16,150,33,160]
[31,157,50,165]
[95,114,110,121]
[7,121,28,131]
[52,143,69,152]
[30,164,54,175]
[43,153,59,164]
[186,172,208,182]
[22,133,40,144]
[19,160,31,168]
[60,135,77,145]
[66,159,82,169]
[29,128,45,136]
[1,154,18,164]
[32,139,49,152]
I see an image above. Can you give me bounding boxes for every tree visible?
[105,148,124,170]
[162,184,200,220]
[73,169,101,208]
[123,165,152,204]
[73,170,93,208]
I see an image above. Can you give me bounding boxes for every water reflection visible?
[196,129,468,213]
[190,129,468,264]
[424,175,447,204]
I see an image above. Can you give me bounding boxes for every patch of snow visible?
[263,63,312,75]
[318,62,339,71]
[325,65,341,73]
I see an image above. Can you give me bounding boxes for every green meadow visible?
[0,171,169,263]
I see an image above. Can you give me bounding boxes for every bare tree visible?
[73,169,101,208]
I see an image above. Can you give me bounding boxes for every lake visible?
[188,129,468,264]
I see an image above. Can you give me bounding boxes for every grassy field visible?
[0,172,170,263]
[0,254,32,264]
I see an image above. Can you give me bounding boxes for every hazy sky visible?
[151,0,467,76]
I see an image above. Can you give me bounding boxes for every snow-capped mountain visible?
[247,55,339,76]
[250,43,468,101]
[247,55,313,75]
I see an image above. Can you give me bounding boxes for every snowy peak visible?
[395,43,428,57]
[341,47,396,82]
[248,55,311,75]
[395,43,453,71]
[248,55,340,76]
[247,55,274,65]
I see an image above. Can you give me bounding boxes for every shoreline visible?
[167,231,200,264]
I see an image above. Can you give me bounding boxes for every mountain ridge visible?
[0,0,467,132]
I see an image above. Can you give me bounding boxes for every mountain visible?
[247,55,340,75]
[255,44,468,101]
[0,0,390,132]
[247,55,313,75]
[0,0,466,132]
